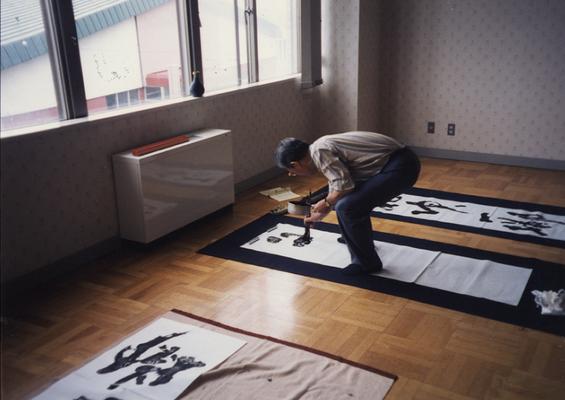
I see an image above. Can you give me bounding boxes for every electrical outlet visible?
[447,123,456,136]
[427,121,435,134]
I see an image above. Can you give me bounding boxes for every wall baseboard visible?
[235,167,284,194]
[2,206,240,297]
[2,169,284,294]
[411,146,565,171]
[2,237,121,298]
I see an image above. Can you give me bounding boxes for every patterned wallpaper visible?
[357,0,381,132]
[1,80,316,281]
[319,0,360,134]
[318,0,384,135]
[375,0,565,160]
[3,0,564,282]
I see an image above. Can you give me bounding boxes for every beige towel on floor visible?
[168,311,395,400]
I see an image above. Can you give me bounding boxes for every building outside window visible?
[257,0,298,81]
[0,0,61,130]
[200,0,247,92]
[72,0,183,115]
[0,0,299,133]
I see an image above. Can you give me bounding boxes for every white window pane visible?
[72,0,183,114]
[257,0,298,81]
[200,0,244,92]
[1,0,61,131]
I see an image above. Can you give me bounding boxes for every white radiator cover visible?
[112,128,235,243]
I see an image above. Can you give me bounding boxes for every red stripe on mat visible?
[172,309,398,382]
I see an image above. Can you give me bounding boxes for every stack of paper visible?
[260,187,301,202]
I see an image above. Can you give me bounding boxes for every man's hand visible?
[303,199,331,225]
[304,211,329,225]
[304,196,337,225]
[311,199,331,214]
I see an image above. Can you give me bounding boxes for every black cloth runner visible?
[199,214,565,337]
[307,185,565,247]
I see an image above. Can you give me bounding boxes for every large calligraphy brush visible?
[304,189,312,239]
[287,188,327,215]
[293,190,313,247]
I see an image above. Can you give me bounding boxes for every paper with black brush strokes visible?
[243,223,531,306]
[33,318,246,400]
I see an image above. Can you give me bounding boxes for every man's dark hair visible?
[274,138,310,169]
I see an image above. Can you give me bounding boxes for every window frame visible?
[2,0,303,134]
[40,0,87,120]
[244,0,259,83]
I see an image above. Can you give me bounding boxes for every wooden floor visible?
[2,158,565,399]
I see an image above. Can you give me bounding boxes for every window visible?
[72,0,184,115]
[200,0,248,92]
[200,0,299,88]
[0,0,299,134]
[257,0,298,81]
[0,0,61,130]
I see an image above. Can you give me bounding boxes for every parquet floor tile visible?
[2,158,564,399]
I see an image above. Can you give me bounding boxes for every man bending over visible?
[275,131,420,275]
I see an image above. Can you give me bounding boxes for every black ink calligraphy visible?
[281,232,301,238]
[107,356,205,390]
[267,236,282,243]
[278,231,314,246]
[480,212,493,223]
[381,196,402,211]
[498,217,550,236]
[506,211,565,226]
[98,332,187,374]
[406,200,468,215]
[293,233,313,247]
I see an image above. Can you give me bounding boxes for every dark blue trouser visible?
[334,147,421,268]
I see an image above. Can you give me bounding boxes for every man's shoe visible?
[341,261,383,276]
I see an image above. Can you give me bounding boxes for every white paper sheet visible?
[488,207,565,240]
[375,241,440,282]
[242,223,532,305]
[376,194,497,226]
[242,224,439,282]
[271,191,302,202]
[374,194,565,241]
[243,224,351,269]
[33,318,246,400]
[259,187,301,201]
[416,254,533,306]
[33,374,152,400]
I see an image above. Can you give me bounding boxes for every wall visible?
[319,0,360,134]
[376,0,565,160]
[357,0,382,132]
[318,0,383,136]
[4,0,565,283]
[1,0,362,283]
[0,79,316,282]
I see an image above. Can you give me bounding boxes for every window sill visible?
[0,74,301,140]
